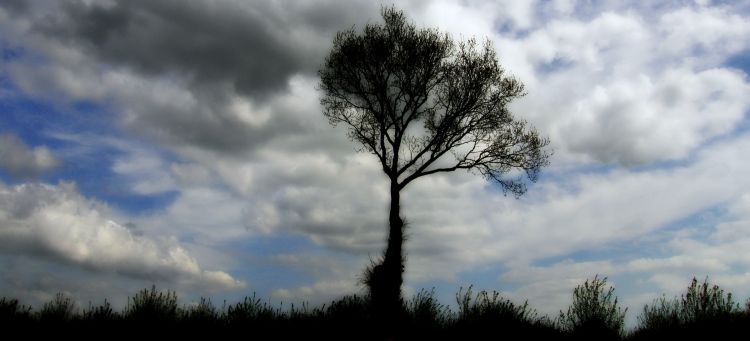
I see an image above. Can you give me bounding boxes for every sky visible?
[1,0,750,327]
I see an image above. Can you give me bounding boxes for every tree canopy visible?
[319,8,549,195]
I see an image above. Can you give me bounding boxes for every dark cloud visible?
[0,133,57,179]
[33,0,373,99]
[0,0,28,13]
[10,0,378,155]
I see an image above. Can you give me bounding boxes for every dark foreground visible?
[3,278,750,340]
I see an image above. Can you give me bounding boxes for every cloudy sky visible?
[1,0,750,326]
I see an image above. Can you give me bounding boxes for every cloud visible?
[0,133,58,179]
[110,143,176,195]
[6,1,748,164]
[507,7,750,166]
[0,0,380,155]
[2,0,750,319]
[269,252,366,304]
[496,195,750,325]
[32,0,314,99]
[0,181,245,290]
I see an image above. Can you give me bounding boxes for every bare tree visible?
[319,8,549,318]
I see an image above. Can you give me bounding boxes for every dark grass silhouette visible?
[2,277,750,340]
[0,297,32,324]
[450,286,562,340]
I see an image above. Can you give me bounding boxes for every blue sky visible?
[1,0,750,328]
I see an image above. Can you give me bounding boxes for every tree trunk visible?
[383,181,404,303]
[368,181,405,320]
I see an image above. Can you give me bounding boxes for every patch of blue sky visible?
[1,46,22,62]
[725,49,750,77]
[0,40,26,62]
[481,160,617,202]
[532,203,730,271]
[457,262,514,289]
[0,79,178,214]
[535,57,574,75]
[496,21,532,39]
[713,0,750,11]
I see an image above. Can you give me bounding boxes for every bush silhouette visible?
[82,299,118,322]
[456,286,536,324]
[0,297,32,324]
[632,277,744,340]
[124,285,178,324]
[407,288,450,329]
[452,285,561,339]
[224,293,280,326]
[180,297,219,326]
[559,275,626,340]
[39,292,76,323]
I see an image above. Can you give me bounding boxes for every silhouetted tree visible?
[319,7,549,320]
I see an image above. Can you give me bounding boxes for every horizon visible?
[1,0,750,330]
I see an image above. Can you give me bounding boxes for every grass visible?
[2,277,749,339]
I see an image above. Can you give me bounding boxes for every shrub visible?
[39,292,77,323]
[638,277,739,331]
[181,297,219,324]
[323,294,372,326]
[452,285,563,339]
[407,288,450,328]
[125,285,178,323]
[0,297,32,322]
[638,295,681,330]
[559,276,626,339]
[456,285,537,324]
[82,299,118,322]
[681,277,738,322]
[223,293,279,325]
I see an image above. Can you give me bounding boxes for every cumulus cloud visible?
[0,182,244,290]
[0,133,58,179]
[5,1,748,165]
[31,0,320,98]
[506,6,750,166]
[1,0,379,155]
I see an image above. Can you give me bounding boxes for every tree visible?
[319,8,549,319]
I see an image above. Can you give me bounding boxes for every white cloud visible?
[658,6,750,60]
[0,133,58,179]
[508,7,750,166]
[0,182,245,290]
[419,130,750,267]
[136,185,258,242]
[111,146,177,195]
[558,68,749,165]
